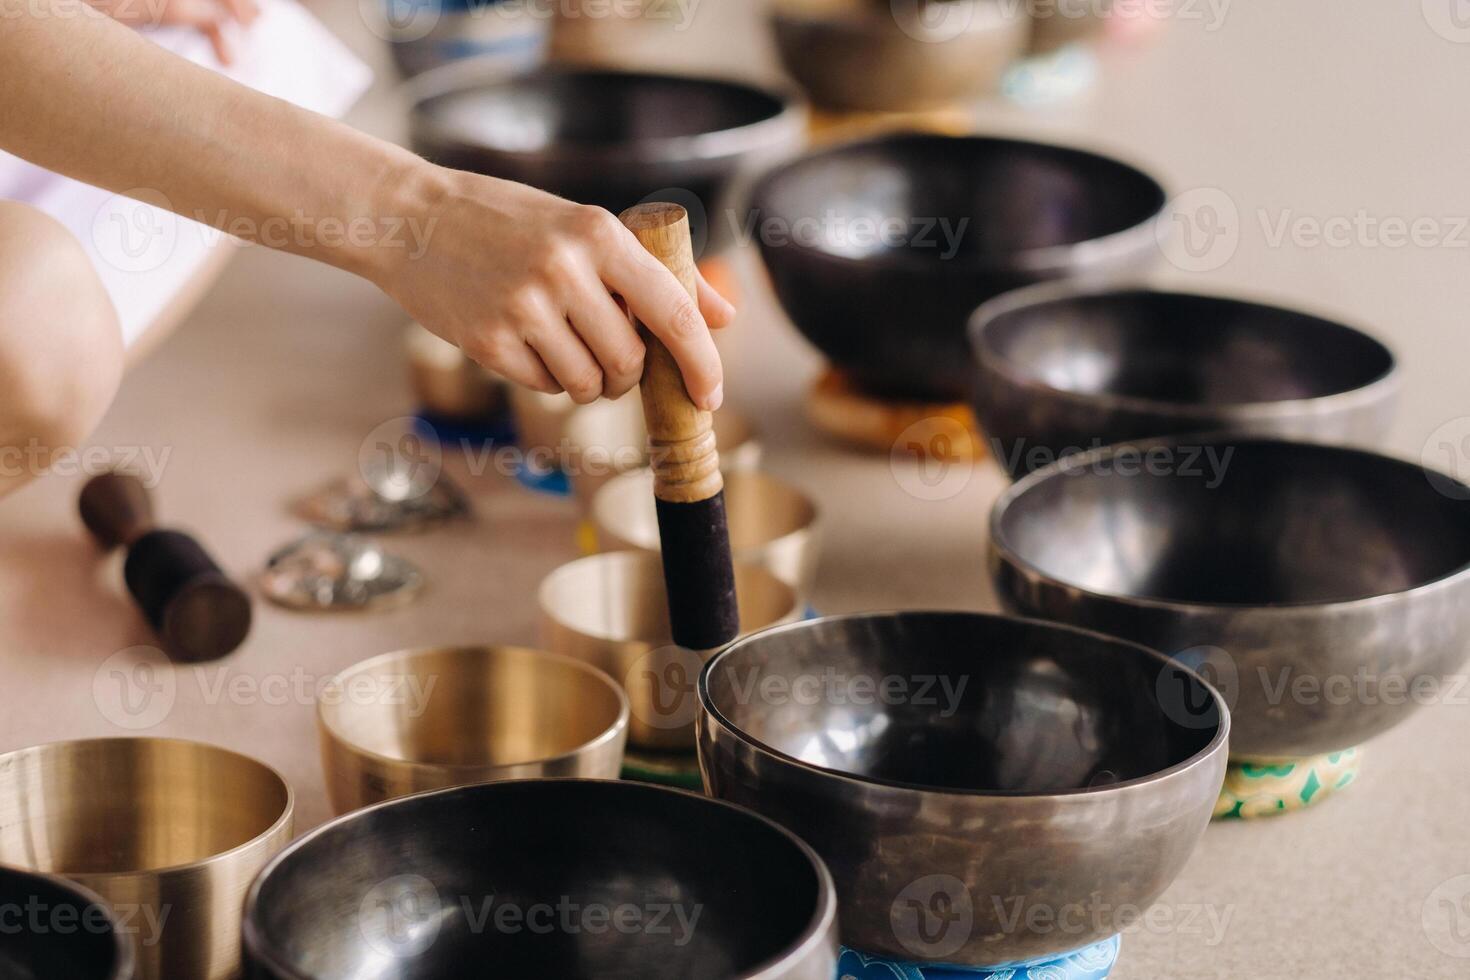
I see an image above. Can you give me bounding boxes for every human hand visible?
[377,165,736,409]
[87,0,260,63]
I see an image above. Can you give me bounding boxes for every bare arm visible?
[0,0,733,405]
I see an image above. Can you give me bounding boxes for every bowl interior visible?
[980,290,1395,406]
[752,134,1165,265]
[0,739,289,875]
[996,440,1470,605]
[321,647,624,769]
[248,781,826,979]
[417,69,787,153]
[705,613,1219,793]
[541,552,797,644]
[0,869,126,979]
[596,471,815,551]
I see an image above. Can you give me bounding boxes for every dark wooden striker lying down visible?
[620,203,740,651]
[79,471,252,662]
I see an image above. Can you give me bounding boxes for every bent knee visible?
[0,201,123,453]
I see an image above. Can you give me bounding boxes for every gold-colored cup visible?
[318,645,629,814]
[0,738,293,980]
[563,399,763,513]
[405,321,508,421]
[509,386,576,465]
[538,550,801,750]
[591,469,822,597]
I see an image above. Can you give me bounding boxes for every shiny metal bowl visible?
[243,779,839,979]
[770,0,1029,112]
[0,738,292,980]
[971,284,1399,476]
[989,437,1470,759]
[318,645,628,814]
[748,132,1165,400]
[699,611,1227,967]
[0,866,135,980]
[410,65,804,250]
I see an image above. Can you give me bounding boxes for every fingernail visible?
[704,384,723,411]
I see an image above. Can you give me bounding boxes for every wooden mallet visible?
[79,471,252,662]
[620,203,740,651]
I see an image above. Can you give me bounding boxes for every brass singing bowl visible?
[699,611,1228,967]
[0,866,135,979]
[405,322,508,422]
[563,398,763,511]
[243,780,839,980]
[539,551,801,750]
[0,738,292,980]
[318,645,629,814]
[592,469,821,596]
[508,385,576,464]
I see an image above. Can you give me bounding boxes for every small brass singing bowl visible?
[0,866,135,979]
[508,386,576,461]
[0,737,293,980]
[318,645,629,814]
[564,398,763,512]
[539,550,801,750]
[592,469,821,596]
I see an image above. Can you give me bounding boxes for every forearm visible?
[0,0,424,281]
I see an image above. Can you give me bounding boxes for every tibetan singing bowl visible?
[592,469,821,596]
[971,284,1399,477]
[243,780,839,980]
[0,738,292,980]
[770,0,1028,112]
[748,132,1165,400]
[405,321,508,422]
[563,398,762,512]
[509,385,576,463]
[318,645,628,814]
[410,65,804,250]
[699,611,1227,967]
[539,550,801,750]
[0,866,135,980]
[989,437,1470,758]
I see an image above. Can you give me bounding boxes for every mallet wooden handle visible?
[620,202,740,650]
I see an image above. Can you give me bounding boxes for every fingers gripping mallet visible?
[619,203,740,650]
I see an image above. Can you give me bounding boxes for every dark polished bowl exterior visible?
[971,285,1399,477]
[748,133,1165,400]
[243,780,837,980]
[410,66,804,251]
[0,867,135,980]
[990,437,1470,758]
[698,612,1227,967]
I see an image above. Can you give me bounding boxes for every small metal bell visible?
[260,532,423,611]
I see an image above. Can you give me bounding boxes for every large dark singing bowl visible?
[990,437,1470,759]
[748,133,1165,400]
[243,780,837,980]
[0,867,135,980]
[698,612,1227,967]
[411,66,804,250]
[971,285,1399,477]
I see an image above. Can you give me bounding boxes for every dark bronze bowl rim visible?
[407,64,807,170]
[746,132,1167,276]
[698,610,1229,799]
[769,0,1025,37]
[970,281,1400,420]
[990,435,1470,613]
[241,778,839,980]
[0,865,136,980]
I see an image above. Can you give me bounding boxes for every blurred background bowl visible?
[592,469,821,596]
[243,780,838,980]
[769,0,1029,112]
[699,611,1227,966]
[382,0,552,78]
[971,284,1399,476]
[0,738,292,980]
[0,866,135,980]
[405,320,510,423]
[747,132,1166,400]
[318,645,628,813]
[1026,0,1114,53]
[539,550,800,749]
[989,437,1470,758]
